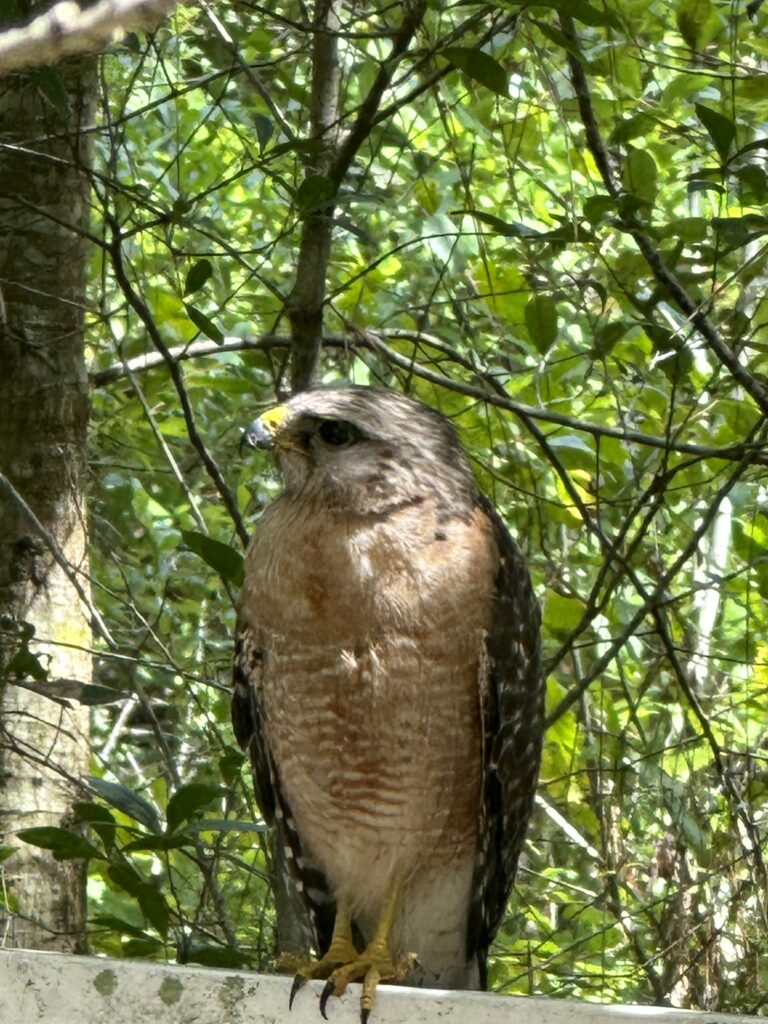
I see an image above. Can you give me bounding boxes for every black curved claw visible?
[289,974,306,1011]
[319,979,337,1020]
[360,1009,370,1024]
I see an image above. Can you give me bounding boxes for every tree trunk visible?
[0,54,95,953]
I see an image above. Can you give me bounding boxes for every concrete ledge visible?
[0,948,760,1024]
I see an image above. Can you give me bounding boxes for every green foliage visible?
[443,47,509,97]
[17,780,267,966]
[17,828,105,862]
[16,0,762,1010]
[181,531,244,586]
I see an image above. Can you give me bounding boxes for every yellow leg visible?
[286,903,359,1009]
[319,878,407,1023]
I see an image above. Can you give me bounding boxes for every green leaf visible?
[136,887,171,938]
[122,938,165,957]
[592,320,628,358]
[0,846,16,863]
[183,259,214,296]
[660,216,707,243]
[184,303,224,343]
[107,864,171,938]
[650,330,693,383]
[501,0,621,28]
[6,647,48,681]
[218,747,245,786]
[185,818,269,834]
[166,782,221,833]
[296,174,337,214]
[583,194,616,225]
[543,591,586,638]
[74,802,117,852]
[75,684,126,706]
[0,890,18,912]
[676,0,714,49]
[180,530,244,586]
[736,165,768,204]
[622,147,657,205]
[712,216,768,247]
[530,20,585,62]
[17,827,105,861]
[610,113,654,146]
[443,47,508,98]
[183,944,251,969]
[86,777,162,835]
[267,137,327,161]
[74,802,117,826]
[90,915,153,939]
[122,834,193,852]
[559,0,622,27]
[525,295,558,352]
[734,137,768,159]
[687,178,725,197]
[107,863,147,898]
[548,434,595,462]
[171,196,194,221]
[252,114,273,149]
[454,209,540,236]
[695,104,735,164]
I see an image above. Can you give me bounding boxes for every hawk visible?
[232,385,543,1019]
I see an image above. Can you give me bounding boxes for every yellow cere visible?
[260,404,290,434]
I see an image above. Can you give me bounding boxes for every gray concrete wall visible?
[0,949,760,1024]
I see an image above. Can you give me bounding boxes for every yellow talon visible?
[320,947,398,1018]
[285,880,411,1021]
[285,904,359,1007]
[315,879,408,1021]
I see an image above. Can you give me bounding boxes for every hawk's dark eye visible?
[317,419,359,447]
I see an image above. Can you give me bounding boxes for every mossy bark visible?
[0,53,95,952]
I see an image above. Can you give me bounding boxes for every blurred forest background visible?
[2,0,768,1014]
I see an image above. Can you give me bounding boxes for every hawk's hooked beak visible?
[240,404,290,453]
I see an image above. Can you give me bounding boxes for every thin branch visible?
[117,352,209,536]
[198,1,296,145]
[89,335,291,385]
[285,0,342,392]
[90,329,768,465]
[105,216,249,546]
[0,0,177,74]
[0,473,115,648]
[559,13,768,419]
[329,0,427,185]
[651,602,768,914]
[546,443,761,726]
[363,330,768,464]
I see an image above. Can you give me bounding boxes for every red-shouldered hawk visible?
[232,385,542,1020]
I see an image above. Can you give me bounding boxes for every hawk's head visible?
[242,385,477,514]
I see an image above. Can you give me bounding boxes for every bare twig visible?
[116,353,209,536]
